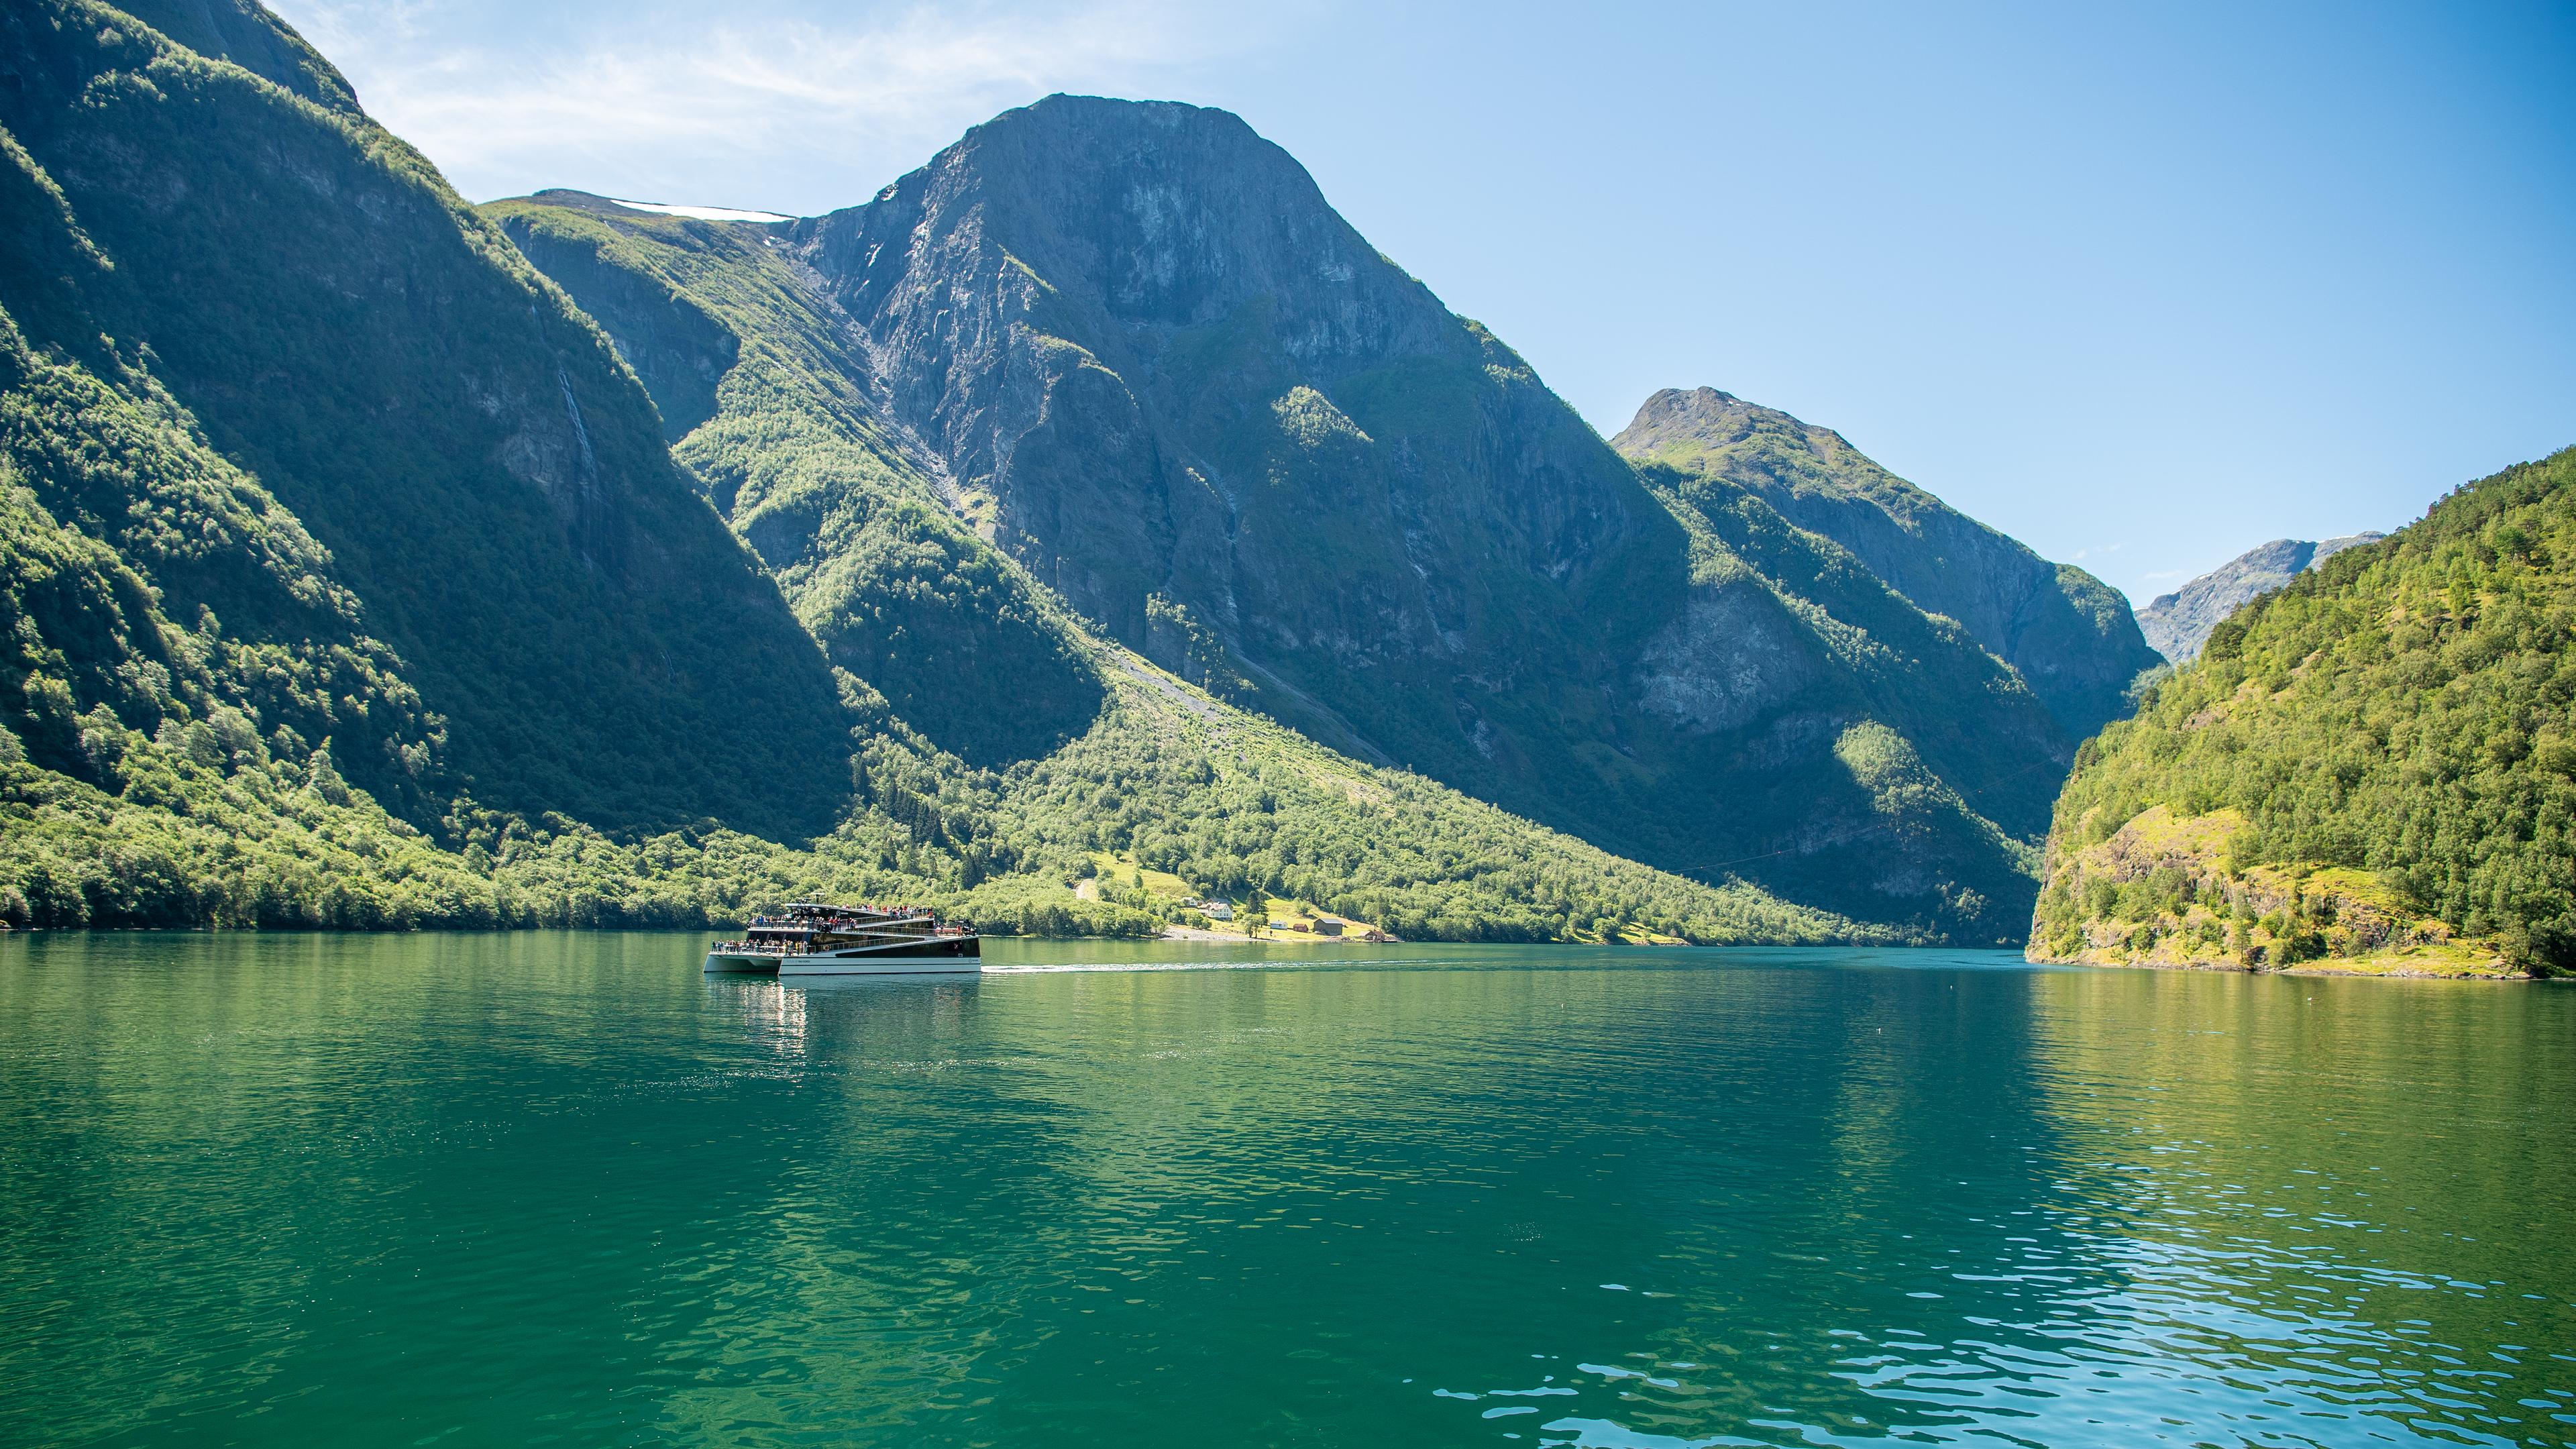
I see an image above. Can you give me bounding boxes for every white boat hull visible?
[777,941,981,977]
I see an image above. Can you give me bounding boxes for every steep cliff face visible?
[0,0,853,838]
[488,191,1108,771]
[1613,387,2161,741]
[1631,458,2065,926]
[714,95,2076,940]
[785,97,1655,708]
[2137,533,2385,663]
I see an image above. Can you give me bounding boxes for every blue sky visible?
[268,0,2575,604]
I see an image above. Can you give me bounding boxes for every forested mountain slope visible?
[692,94,2119,941]
[2031,449,2576,977]
[0,3,1854,944]
[1614,386,2161,740]
[0,0,852,839]
[2136,532,2385,663]
[476,190,1866,945]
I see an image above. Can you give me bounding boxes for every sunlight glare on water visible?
[1,934,2569,1447]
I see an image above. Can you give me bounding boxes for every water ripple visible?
[0,934,2567,1447]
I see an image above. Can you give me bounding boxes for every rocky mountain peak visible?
[1626,385,1843,455]
[1615,385,2163,741]
[800,95,1444,354]
[2138,532,2387,663]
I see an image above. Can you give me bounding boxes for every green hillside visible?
[1,0,855,839]
[1631,458,2061,926]
[2030,448,2576,977]
[0,2,1863,945]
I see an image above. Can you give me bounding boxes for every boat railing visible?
[716,916,975,953]
[747,906,948,929]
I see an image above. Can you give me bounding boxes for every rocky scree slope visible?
[1613,386,2161,741]
[2031,449,2576,977]
[2137,533,2385,663]
[755,94,2107,941]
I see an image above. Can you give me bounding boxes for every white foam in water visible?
[979,951,1452,974]
[981,958,1306,974]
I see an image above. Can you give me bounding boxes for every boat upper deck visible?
[714,902,973,956]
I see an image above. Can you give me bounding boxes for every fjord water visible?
[2,937,2569,1448]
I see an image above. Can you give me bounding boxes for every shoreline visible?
[1156,926,1401,945]
[2022,950,2533,981]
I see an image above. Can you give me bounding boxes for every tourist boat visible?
[704,902,981,976]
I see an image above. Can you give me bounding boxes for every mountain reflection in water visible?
[1,934,2567,1448]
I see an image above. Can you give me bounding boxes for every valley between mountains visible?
[5,1,2567,971]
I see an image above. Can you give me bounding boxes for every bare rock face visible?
[488,192,1112,773]
[502,193,741,443]
[1634,583,1819,735]
[2137,533,2385,663]
[1614,387,2164,741]
[782,95,1673,775]
[786,95,1645,660]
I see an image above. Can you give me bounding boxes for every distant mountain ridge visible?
[496,176,2054,938]
[1,11,2167,943]
[2137,533,2387,663]
[665,93,2157,938]
[1612,386,2162,741]
[0,5,1858,944]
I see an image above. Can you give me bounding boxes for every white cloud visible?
[266,0,1313,211]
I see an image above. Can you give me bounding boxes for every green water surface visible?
[1,934,2570,1448]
